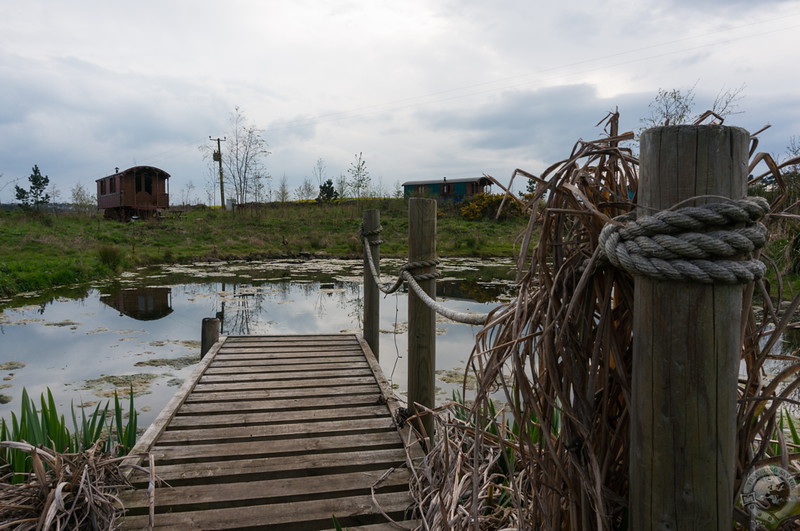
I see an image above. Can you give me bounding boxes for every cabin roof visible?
[96,165,171,183]
[401,176,491,187]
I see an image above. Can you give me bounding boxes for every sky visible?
[1,0,799,205]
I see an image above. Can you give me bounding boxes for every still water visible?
[0,258,516,429]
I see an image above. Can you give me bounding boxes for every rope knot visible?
[400,259,441,281]
[598,197,769,284]
[360,223,384,246]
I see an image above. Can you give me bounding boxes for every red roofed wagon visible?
[96,166,170,220]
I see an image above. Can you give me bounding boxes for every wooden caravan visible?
[402,176,492,202]
[96,166,170,220]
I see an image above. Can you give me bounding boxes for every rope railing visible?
[361,226,490,326]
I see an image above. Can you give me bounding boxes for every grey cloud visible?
[420,84,652,162]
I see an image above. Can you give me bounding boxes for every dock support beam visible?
[630,125,747,529]
[201,317,220,358]
[408,198,437,440]
[363,209,381,359]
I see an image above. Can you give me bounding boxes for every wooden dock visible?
[119,334,419,530]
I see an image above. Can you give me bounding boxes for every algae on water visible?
[80,373,159,397]
[134,355,197,370]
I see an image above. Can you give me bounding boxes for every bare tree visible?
[70,183,96,215]
[295,178,316,200]
[180,181,196,206]
[335,173,349,198]
[312,158,327,187]
[639,83,746,136]
[640,83,698,131]
[203,164,218,206]
[276,174,290,202]
[347,152,370,199]
[201,107,271,205]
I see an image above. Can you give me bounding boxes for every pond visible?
[0,257,517,430]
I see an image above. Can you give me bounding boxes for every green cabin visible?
[402,177,492,202]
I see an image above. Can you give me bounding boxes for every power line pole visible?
[209,136,226,210]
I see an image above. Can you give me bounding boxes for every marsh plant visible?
[409,112,800,529]
[0,387,138,482]
[0,387,142,528]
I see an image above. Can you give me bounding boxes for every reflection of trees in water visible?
[218,283,272,336]
[315,282,361,322]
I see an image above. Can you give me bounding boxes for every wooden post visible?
[408,198,437,440]
[363,209,381,359]
[630,125,748,529]
[201,317,220,358]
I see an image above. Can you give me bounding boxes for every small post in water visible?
[201,317,220,358]
[408,198,437,440]
[363,209,381,359]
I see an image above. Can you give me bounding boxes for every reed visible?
[409,112,800,529]
[0,386,138,484]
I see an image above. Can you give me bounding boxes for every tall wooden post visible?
[630,125,748,529]
[408,198,437,440]
[363,209,381,359]
[201,317,220,358]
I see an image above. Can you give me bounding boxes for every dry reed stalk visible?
[408,112,800,530]
[0,440,153,530]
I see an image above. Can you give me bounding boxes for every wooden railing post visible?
[408,198,437,440]
[363,209,381,359]
[201,317,220,358]
[631,125,748,529]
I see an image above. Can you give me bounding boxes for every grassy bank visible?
[0,198,530,298]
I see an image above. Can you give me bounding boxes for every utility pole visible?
[210,136,226,210]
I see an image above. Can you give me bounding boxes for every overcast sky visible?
[1,0,799,204]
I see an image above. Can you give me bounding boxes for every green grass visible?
[0,198,531,298]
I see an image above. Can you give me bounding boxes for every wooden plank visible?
[198,367,375,383]
[223,334,358,343]
[176,393,383,414]
[209,355,366,366]
[165,404,390,429]
[182,384,381,403]
[121,468,410,510]
[119,334,227,475]
[216,348,365,357]
[120,334,416,529]
[157,417,397,444]
[359,337,427,464]
[204,360,369,373]
[150,431,404,461]
[192,375,378,393]
[130,448,409,484]
[120,491,413,530]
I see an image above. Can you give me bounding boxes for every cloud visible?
[420,85,649,162]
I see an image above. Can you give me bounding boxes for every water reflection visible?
[100,287,173,321]
[0,258,515,429]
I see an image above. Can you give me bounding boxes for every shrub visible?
[460,193,526,221]
[97,245,123,270]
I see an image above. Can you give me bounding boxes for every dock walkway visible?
[119,334,418,530]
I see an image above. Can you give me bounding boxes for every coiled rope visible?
[361,224,489,325]
[598,197,769,284]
